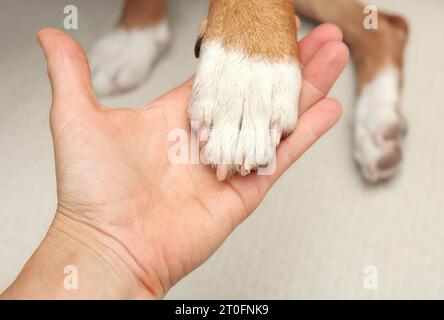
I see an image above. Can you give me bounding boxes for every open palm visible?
[38,25,348,298]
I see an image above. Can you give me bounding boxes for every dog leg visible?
[295,0,408,182]
[189,0,301,180]
[89,0,169,96]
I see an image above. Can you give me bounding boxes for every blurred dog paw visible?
[354,66,407,183]
[89,21,169,96]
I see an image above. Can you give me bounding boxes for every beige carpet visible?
[1,0,443,299]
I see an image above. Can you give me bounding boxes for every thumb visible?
[37,28,98,111]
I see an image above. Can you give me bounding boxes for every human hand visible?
[2,22,348,299]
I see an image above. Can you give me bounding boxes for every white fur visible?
[189,42,301,173]
[89,21,169,96]
[354,66,404,182]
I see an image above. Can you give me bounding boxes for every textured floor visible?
[1,0,443,299]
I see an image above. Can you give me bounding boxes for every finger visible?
[264,98,342,186]
[299,41,349,114]
[299,23,343,65]
[280,98,342,163]
[37,28,98,110]
[229,98,342,213]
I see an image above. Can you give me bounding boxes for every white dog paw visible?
[189,42,301,180]
[89,21,169,96]
[354,66,407,183]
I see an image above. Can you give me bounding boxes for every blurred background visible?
[1,0,444,299]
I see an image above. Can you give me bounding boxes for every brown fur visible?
[293,0,408,91]
[200,0,299,62]
[119,0,167,28]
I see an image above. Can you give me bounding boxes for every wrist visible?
[1,212,162,300]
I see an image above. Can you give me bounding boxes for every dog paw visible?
[189,42,301,180]
[89,21,169,96]
[354,66,407,183]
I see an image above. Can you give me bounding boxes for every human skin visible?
[0,21,348,299]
